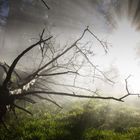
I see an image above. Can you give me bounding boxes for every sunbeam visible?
[108,18,140,92]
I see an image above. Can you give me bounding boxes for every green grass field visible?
[1,100,140,140]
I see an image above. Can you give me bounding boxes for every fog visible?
[1,0,140,107]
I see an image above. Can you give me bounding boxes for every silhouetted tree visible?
[0,26,130,130]
[0,0,133,130]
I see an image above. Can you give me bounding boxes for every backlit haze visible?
[1,0,140,104]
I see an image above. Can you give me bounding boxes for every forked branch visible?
[119,75,140,100]
[2,36,52,89]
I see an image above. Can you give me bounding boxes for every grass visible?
[1,100,140,140]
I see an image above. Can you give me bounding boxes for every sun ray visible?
[109,18,140,92]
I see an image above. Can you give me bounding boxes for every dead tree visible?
[0,27,130,129]
[0,0,138,132]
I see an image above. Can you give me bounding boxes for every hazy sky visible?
[1,0,140,101]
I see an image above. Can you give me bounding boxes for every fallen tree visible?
[0,26,133,130]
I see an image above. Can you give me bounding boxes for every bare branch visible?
[4,62,21,80]
[40,79,99,96]
[17,97,36,104]
[87,26,108,53]
[2,36,52,88]
[14,104,32,116]
[16,91,123,102]
[33,94,62,108]
[38,71,79,76]
[119,75,140,100]
[41,0,50,10]
[75,44,114,84]
[24,27,111,87]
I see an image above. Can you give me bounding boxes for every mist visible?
[0,0,140,103]
[1,0,140,139]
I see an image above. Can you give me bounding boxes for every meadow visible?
[1,100,140,140]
